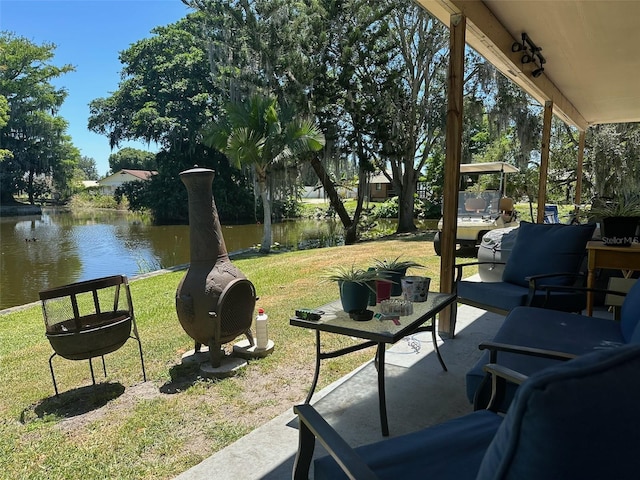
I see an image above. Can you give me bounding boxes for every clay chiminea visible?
[175,166,256,368]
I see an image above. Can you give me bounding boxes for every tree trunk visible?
[28,168,35,205]
[345,159,370,243]
[397,169,418,233]
[258,179,272,254]
[308,154,358,244]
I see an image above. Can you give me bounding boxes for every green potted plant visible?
[323,264,381,313]
[589,191,640,247]
[372,256,424,296]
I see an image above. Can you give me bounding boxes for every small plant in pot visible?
[372,256,424,296]
[589,191,640,247]
[323,264,382,315]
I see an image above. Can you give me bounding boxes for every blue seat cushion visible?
[465,306,626,405]
[457,281,587,313]
[314,410,502,480]
[477,345,640,480]
[502,221,595,287]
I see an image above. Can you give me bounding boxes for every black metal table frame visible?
[291,293,456,436]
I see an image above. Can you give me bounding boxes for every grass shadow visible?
[159,360,209,394]
[393,231,435,242]
[21,382,125,423]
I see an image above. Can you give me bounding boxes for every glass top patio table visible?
[290,291,456,436]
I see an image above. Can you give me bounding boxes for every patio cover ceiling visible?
[416,0,640,130]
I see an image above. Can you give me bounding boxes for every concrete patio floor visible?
[175,303,506,480]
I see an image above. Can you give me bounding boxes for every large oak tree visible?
[0,33,76,204]
[88,13,255,223]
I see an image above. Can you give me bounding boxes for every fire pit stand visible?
[39,275,146,395]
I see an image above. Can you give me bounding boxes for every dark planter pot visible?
[388,268,408,296]
[601,216,640,247]
[339,281,371,312]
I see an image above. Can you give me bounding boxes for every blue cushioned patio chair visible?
[452,221,596,333]
[467,278,640,411]
[293,345,640,480]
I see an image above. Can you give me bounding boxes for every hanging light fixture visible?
[512,33,546,79]
[532,67,545,78]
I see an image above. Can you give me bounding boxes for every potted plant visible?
[373,256,424,296]
[589,192,640,247]
[323,264,381,313]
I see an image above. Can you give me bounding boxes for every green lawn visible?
[0,233,473,479]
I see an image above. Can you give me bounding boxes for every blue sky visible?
[1,0,193,176]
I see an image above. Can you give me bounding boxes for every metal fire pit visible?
[39,275,146,395]
[176,167,258,371]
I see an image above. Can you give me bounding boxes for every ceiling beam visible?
[416,0,588,131]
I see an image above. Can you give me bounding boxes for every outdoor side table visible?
[290,292,456,436]
[586,241,640,315]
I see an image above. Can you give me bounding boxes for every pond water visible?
[1,208,428,311]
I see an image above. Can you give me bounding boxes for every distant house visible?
[97,169,157,195]
[369,172,395,200]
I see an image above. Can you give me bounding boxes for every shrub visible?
[372,196,441,220]
[272,195,303,220]
[70,191,120,209]
[374,197,399,218]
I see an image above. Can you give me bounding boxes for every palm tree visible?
[204,93,325,253]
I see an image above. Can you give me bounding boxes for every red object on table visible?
[376,280,392,303]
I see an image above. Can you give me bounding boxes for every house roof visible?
[119,169,157,180]
[99,169,158,184]
[416,0,640,130]
[369,172,392,184]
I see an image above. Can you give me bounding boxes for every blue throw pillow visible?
[502,221,595,287]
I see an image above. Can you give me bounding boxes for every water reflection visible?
[0,209,346,310]
[1,208,432,310]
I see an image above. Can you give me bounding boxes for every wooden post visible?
[537,101,553,223]
[575,130,586,213]
[439,13,465,338]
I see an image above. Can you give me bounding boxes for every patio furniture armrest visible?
[526,271,585,293]
[533,285,630,296]
[479,341,577,364]
[530,284,630,310]
[525,272,586,307]
[455,261,506,282]
[293,404,378,480]
[483,363,528,385]
[525,272,585,283]
[473,342,577,411]
[482,363,528,412]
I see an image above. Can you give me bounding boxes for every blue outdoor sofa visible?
[466,277,640,410]
[454,222,596,324]
[293,345,640,479]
